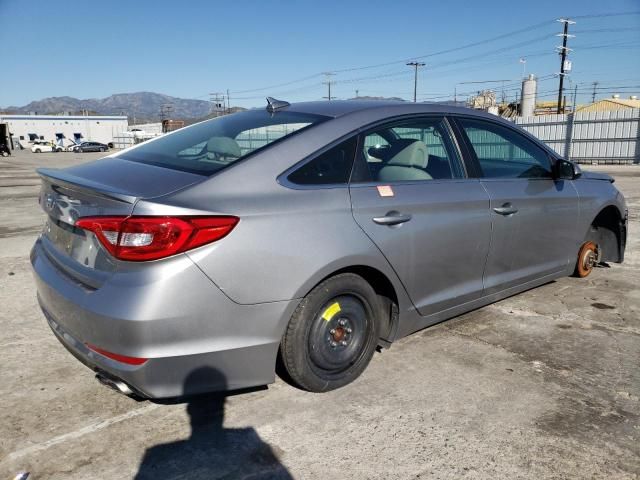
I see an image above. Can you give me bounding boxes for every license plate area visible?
[43,216,116,272]
[44,216,85,256]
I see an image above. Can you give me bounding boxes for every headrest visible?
[206,137,241,158]
[368,138,414,162]
[386,140,429,169]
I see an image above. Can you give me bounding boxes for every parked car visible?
[32,99,627,398]
[31,141,62,153]
[72,141,109,153]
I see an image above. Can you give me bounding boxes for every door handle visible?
[493,203,518,216]
[373,212,412,226]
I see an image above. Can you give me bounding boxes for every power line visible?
[230,80,324,100]
[218,18,558,99]
[572,27,639,33]
[231,73,323,95]
[425,75,557,100]
[571,11,640,19]
[328,11,640,75]
[331,33,558,89]
[332,19,556,74]
[335,68,411,86]
[195,12,640,105]
[422,33,557,72]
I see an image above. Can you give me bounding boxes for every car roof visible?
[282,100,502,122]
[253,99,558,159]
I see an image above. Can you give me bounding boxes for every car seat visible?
[378,140,432,181]
[206,137,242,162]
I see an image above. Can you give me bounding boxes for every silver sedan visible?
[31,99,627,397]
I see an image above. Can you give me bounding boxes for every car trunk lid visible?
[36,158,205,282]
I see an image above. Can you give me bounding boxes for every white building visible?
[0,114,128,149]
[129,122,163,135]
[110,122,165,149]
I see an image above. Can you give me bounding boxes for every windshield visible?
[116,110,328,175]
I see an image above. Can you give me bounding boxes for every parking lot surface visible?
[1,149,638,479]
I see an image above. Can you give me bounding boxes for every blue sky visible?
[1,0,638,108]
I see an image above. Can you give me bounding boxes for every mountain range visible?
[2,92,214,121]
[2,92,461,122]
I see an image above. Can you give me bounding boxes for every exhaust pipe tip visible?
[95,373,134,396]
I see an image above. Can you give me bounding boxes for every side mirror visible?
[554,159,581,180]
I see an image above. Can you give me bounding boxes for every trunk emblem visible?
[45,193,56,211]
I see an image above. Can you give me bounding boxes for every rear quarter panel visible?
[135,186,409,307]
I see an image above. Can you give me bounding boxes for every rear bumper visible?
[31,237,298,398]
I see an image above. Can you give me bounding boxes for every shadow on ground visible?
[135,367,292,480]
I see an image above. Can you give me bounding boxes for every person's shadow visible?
[135,367,292,480]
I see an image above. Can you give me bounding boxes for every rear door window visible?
[353,117,464,183]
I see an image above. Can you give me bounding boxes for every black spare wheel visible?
[281,273,381,392]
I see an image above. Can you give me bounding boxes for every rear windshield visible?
[116,110,328,175]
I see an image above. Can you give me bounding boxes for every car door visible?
[349,116,491,316]
[452,116,579,295]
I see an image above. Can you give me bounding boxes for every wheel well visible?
[319,266,399,345]
[589,206,624,263]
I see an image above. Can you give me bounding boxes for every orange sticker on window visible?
[377,185,394,197]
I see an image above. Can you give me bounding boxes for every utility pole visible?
[566,84,579,160]
[556,18,575,114]
[355,89,359,98]
[226,89,231,114]
[209,93,223,117]
[159,104,173,132]
[591,81,599,103]
[406,61,426,103]
[159,104,173,121]
[322,72,335,101]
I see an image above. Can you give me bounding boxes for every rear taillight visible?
[75,216,239,261]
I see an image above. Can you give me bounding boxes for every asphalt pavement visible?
[1,149,638,479]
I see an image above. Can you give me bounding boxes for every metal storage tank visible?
[521,74,537,118]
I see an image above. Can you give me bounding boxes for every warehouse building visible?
[577,95,640,113]
[0,114,128,150]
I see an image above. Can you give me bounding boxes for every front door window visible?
[458,118,552,179]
